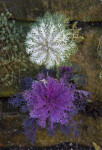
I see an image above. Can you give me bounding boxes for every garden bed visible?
[0,98,102,149]
[0,142,95,150]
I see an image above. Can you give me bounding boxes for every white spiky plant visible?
[25,12,78,69]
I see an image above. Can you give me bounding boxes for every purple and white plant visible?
[8,12,91,143]
[9,72,92,143]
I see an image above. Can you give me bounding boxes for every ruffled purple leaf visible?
[8,93,28,113]
[20,76,33,90]
[22,117,38,143]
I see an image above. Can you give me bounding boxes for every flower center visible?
[44,41,52,51]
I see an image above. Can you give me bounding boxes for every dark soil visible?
[0,142,95,150]
[83,101,102,119]
[70,21,102,28]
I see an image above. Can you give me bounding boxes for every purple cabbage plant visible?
[20,76,33,90]
[60,66,73,81]
[22,117,38,143]
[37,67,57,81]
[59,66,92,112]
[23,77,75,129]
[8,67,92,143]
[8,93,28,113]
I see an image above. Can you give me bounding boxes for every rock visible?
[0,113,102,147]
[0,101,2,121]
[71,26,102,101]
[1,0,102,22]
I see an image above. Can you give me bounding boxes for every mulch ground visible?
[0,142,95,150]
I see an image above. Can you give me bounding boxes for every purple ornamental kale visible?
[8,93,28,113]
[60,66,73,74]
[60,66,92,111]
[22,117,38,143]
[73,90,92,112]
[37,67,57,80]
[37,68,51,80]
[23,77,75,130]
[60,66,74,84]
[37,72,46,80]
[8,70,92,143]
[20,76,33,90]
[8,76,34,113]
[60,119,80,137]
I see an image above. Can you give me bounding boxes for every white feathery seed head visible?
[25,12,77,69]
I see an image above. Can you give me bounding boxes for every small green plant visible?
[69,21,84,44]
[0,12,27,87]
[92,142,101,150]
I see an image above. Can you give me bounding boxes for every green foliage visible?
[92,142,101,150]
[0,12,27,87]
[70,21,84,43]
